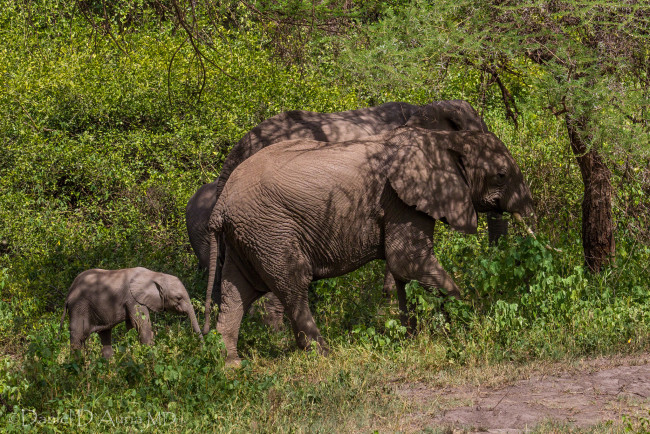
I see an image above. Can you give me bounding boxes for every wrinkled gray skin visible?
[187,100,508,333]
[60,267,202,358]
[205,127,534,365]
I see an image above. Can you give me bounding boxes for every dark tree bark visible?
[565,114,615,272]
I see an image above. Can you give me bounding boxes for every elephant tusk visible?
[512,213,563,253]
[512,212,535,237]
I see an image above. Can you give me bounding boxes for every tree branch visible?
[486,67,520,128]
[170,0,237,83]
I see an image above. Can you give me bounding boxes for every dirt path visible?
[395,354,650,432]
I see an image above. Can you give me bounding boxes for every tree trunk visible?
[565,115,615,272]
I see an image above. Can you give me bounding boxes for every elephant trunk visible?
[486,211,508,245]
[184,302,203,340]
[203,231,219,335]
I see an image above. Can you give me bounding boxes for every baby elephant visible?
[60,267,202,358]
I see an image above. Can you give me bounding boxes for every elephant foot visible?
[101,346,114,359]
[303,336,329,356]
[225,357,242,369]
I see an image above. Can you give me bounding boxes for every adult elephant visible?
[187,101,506,333]
[205,127,534,366]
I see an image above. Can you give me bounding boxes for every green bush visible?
[0,0,649,430]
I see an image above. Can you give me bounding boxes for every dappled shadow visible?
[186,100,491,270]
[187,101,500,333]
[214,126,534,356]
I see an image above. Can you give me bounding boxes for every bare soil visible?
[394,353,650,432]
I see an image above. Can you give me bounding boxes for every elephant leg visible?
[385,211,461,332]
[382,270,397,299]
[98,329,114,359]
[243,239,326,354]
[252,293,285,332]
[128,305,154,345]
[68,314,90,355]
[263,252,327,355]
[216,252,263,367]
[387,245,460,298]
[387,249,459,333]
[394,278,416,334]
[392,254,461,298]
[283,294,328,355]
[385,212,461,299]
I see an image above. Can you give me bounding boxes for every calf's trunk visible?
[184,303,203,339]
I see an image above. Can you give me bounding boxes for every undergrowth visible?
[0,0,648,432]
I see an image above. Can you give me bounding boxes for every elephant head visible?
[407,101,512,243]
[130,269,202,337]
[387,128,534,231]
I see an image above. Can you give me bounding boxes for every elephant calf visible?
[60,267,202,358]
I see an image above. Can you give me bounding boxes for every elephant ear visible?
[129,268,165,312]
[387,136,477,234]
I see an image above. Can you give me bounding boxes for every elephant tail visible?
[202,228,221,335]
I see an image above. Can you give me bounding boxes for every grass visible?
[3,311,648,431]
[0,1,649,432]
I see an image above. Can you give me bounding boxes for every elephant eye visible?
[491,171,507,185]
